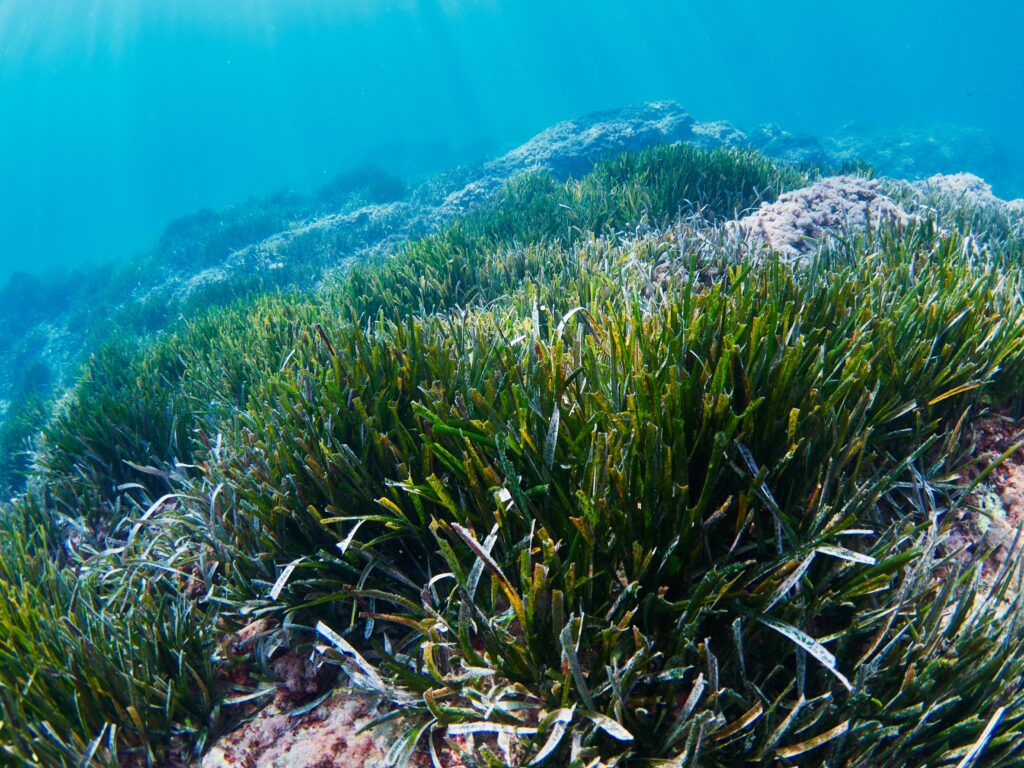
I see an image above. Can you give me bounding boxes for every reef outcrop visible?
[729,176,912,259]
[913,172,1024,214]
[486,101,698,180]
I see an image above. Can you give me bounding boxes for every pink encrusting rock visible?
[731,176,912,260]
[914,172,1024,213]
[916,172,1002,203]
[201,692,398,768]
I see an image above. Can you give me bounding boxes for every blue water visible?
[2,0,1022,283]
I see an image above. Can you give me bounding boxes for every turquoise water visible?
[1,0,1022,282]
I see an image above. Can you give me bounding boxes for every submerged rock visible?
[485,101,698,181]
[438,101,700,217]
[825,122,1020,196]
[944,413,1024,607]
[730,176,912,259]
[913,172,1024,212]
[688,119,748,150]
[746,123,830,168]
[202,693,393,768]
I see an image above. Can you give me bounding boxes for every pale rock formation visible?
[730,176,911,259]
[913,172,1024,212]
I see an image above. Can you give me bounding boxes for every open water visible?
[1,0,1022,282]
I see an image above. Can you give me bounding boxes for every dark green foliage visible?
[0,492,224,767]
[571,143,808,226]
[469,144,805,240]
[203,227,1024,765]
[0,393,49,495]
[3,143,1024,766]
[37,339,194,524]
[36,144,804,527]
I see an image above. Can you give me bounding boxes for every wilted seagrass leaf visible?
[713,702,763,742]
[814,545,876,566]
[268,557,304,600]
[315,620,387,692]
[336,518,367,556]
[581,710,634,741]
[386,718,433,768]
[756,614,853,691]
[680,672,706,723]
[776,720,849,759]
[446,721,539,737]
[125,493,178,549]
[765,552,816,611]
[662,672,707,751]
[530,707,575,765]
[760,693,806,755]
[543,405,560,470]
[926,381,983,407]
[452,522,526,625]
[466,524,499,601]
[955,706,1006,768]
[560,620,595,710]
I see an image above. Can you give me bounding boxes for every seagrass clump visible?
[1,143,1023,766]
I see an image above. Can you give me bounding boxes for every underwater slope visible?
[2,107,1024,767]
[3,100,1012,494]
[0,100,784,494]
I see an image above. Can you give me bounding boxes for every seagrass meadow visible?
[3,144,1024,767]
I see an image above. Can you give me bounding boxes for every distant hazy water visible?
[1,0,1022,283]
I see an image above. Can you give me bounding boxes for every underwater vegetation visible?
[0,100,865,487]
[2,139,1024,767]
[0,165,416,497]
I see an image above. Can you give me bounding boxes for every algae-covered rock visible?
[729,175,912,259]
[202,693,393,768]
[688,119,749,150]
[746,122,831,168]
[485,101,698,181]
[914,172,1024,212]
[825,122,1022,196]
